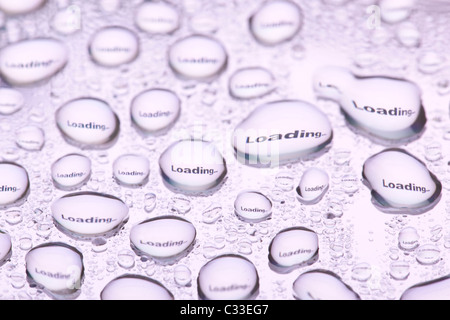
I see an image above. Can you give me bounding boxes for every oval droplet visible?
[234,190,272,223]
[401,275,450,300]
[0,0,46,15]
[0,230,12,266]
[51,192,129,239]
[389,261,410,280]
[249,0,303,46]
[159,139,227,193]
[51,6,82,35]
[379,0,416,24]
[15,125,45,151]
[197,254,259,300]
[135,1,180,34]
[0,162,29,208]
[296,167,329,204]
[232,100,333,167]
[25,242,84,299]
[88,26,139,67]
[168,34,227,81]
[0,88,24,115]
[130,88,181,135]
[130,216,196,264]
[51,153,91,191]
[362,148,442,214]
[398,226,420,250]
[0,38,68,86]
[268,227,319,273]
[293,269,360,300]
[313,66,426,144]
[101,274,174,300]
[113,154,149,187]
[55,98,120,149]
[229,67,275,100]
[416,244,440,265]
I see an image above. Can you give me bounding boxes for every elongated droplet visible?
[89,26,139,67]
[232,100,332,167]
[0,88,24,115]
[159,139,227,193]
[293,269,360,300]
[0,162,29,208]
[234,191,272,223]
[296,167,329,204]
[25,242,84,300]
[401,275,450,300]
[268,227,319,273]
[197,254,259,300]
[0,38,68,86]
[362,148,442,214]
[0,0,46,15]
[130,216,196,264]
[51,192,129,239]
[55,98,120,149]
[313,66,426,144]
[15,125,45,151]
[168,34,227,81]
[113,154,149,187]
[101,274,174,300]
[0,230,12,266]
[51,153,91,190]
[135,1,180,34]
[250,0,303,46]
[229,67,275,100]
[130,89,181,135]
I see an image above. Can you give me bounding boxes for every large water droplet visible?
[113,154,149,187]
[0,0,46,15]
[130,88,181,135]
[268,227,319,273]
[100,274,174,300]
[229,67,275,100]
[0,88,24,115]
[51,153,91,191]
[362,148,442,214]
[55,98,120,149]
[293,269,360,300]
[135,1,180,34]
[88,26,139,67]
[159,139,227,193]
[0,230,12,266]
[130,216,196,264]
[0,162,29,208]
[401,275,450,300]
[232,100,333,167]
[168,34,227,81]
[197,254,259,300]
[51,192,129,239]
[0,38,68,86]
[234,190,272,223]
[25,242,84,299]
[249,0,303,46]
[296,167,329,204]
[313,66,426,144]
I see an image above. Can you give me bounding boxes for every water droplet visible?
[0,230,11,265]
[416,244,440,265]
[293,269,360,300]
[0,38,68,86]
[197,254,259,300]
[232,100,333,167]
[379,0,416,24]
[202,204,222,224]
[113,154,149,187]
[362,148,442,214]
[55,98,120,149]
[174,264,192,286]
[417,52,446,74]
[143,193,157,213]
[51,5,81,35]
[314,66,426,144]
[159,139,227,193]
[19,233,32,250]
[234,191,272,223]
[249,0,303,46]
[351,262,372,282]
[117,249,135,269]
[296,168,329,204]
[130,88,181,135]
[398,226,420,250]
[15,125,45,151]
[0,0,46,15]
[168,34,227,81]
[168,195,191,214]
[0,88,24,115]
[396,22,421,48]
[5,208,22,225]
[51,153,91,191]
[25,242,84,299]
[100,274,174,300]
[389,261,410,280]
[229,67,275,100]
[51,192,129,239]
[401,275,450,300]
[135,1,180,34]
[268,227,319,273]
[0,162,30,208]
[189,11,218,34]
[9,272,26,289]
[88,26,139,67]
[130,216,196,264]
